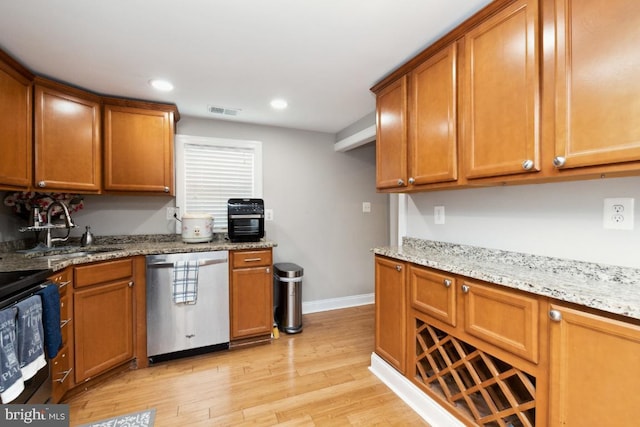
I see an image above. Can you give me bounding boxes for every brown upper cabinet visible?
[0,47,179,194]
[409,43,458,186]
[34,78,102,192]
[103,100,177,195]
[375,76,408,190]
[462,0,540,179]
[551,0,640,171]
[373,0,640,192]
[0,51,33,190]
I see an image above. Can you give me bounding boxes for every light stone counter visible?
[0,234,277,273]
[374,237,640,321]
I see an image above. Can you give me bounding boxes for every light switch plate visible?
[434,206,445,224]
[362,202,371,213]
[265,209,274,221]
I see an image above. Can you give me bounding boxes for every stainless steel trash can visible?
[273,263,303,334]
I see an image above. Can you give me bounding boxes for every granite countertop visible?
[374,237,640,321]
[0,234,277,273]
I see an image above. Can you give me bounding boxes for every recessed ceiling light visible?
[149,79,174,91]
[270,99,288,110]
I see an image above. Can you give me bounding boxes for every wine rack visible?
[413,319,536,426]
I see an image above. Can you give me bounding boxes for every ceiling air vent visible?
[207,105,241,116]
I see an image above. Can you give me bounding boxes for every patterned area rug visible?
[77,409,156,427]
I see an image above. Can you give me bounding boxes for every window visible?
[175,134,262,232]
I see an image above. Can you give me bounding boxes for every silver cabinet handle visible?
[553,156,566,168]
[397,179,405,186]
[55,368,73,384]
[549,309,562,322]
[443,279,452,288]
[395,265,403,272]
[266,267,270,274]
[60,319,71,328]
[522,159,534,170]
[57,280,71,289]
[243,258,263,262]
[408,177,415,184]
[38,181,46,188]
[128,281,134,288]
[461,284,470,293]
[163,186,170,193]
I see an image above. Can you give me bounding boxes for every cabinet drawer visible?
[74,258,133,288]
[231,250,272,268]
[410,266,456,327]
[462,280,539,363]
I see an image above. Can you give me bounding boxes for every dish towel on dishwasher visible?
[15,295,47,380]
[0,307,24,403]
[173,260,199,304]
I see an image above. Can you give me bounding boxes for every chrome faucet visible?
[45,200,76,247]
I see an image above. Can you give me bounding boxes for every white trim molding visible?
[369,353,465,427]
[333,124,376,152]
[302,293,374,314]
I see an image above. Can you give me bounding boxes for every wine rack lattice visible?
[414,319,536,427]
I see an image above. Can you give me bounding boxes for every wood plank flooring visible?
[65,305,429,426]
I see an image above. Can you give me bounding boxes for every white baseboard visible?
[302,293,374,314]
[368,353,465,427]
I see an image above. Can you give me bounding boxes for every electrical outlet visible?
[603,198,634,230]
[166,207,180,220]
[265,209,274,221]
[434,206,445,225]
[362,202,371,213]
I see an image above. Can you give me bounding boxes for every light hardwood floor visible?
[65,305,429,426]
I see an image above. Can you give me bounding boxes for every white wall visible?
[405,176,640,268]
[178,117,389,302]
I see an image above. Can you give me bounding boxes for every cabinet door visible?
[409,265,456,327]
[374,256,406,373]
[409,43,458,185]
[103,105,174,194]
[34,83,101,192]
[376,76,408,190]
[230,266,272,339]
[74,280,133,383]
[553,0,640,169]
[0,56,32,190]
[462,0,540,179]
[549,304,640,426]
[461,280,539,363]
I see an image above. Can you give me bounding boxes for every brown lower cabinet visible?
[73,259,134,383]
[548,304,640,426]
[229,249,273,342]
[376,255,640,426]
[374,256,406,373]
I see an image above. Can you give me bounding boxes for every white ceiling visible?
[0,0,493,134]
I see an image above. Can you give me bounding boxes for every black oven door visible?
[228,214,264,242]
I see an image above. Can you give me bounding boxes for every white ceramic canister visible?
[181,212,214,243]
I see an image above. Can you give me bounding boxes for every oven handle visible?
[146,258,228,269]
[229,214,264,219]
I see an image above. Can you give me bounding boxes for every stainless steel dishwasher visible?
[146,251,229,363]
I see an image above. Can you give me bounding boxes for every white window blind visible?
[175,135,262,232]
